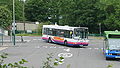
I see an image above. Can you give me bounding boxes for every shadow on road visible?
[48,42,87,48]
[106,59,120,62]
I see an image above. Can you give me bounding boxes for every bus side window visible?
[53,29,57,36]
[81,31,84,39]
[105,39,108,49]
[60,30,64,37]
[48,28,53,35]
[43,28,47,34]
[46,28,49,35]
[63,30,71,38]
[70,31,73,38]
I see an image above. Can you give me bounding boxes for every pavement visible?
[0,36,120,68]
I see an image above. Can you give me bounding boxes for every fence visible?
[0,33,3,45]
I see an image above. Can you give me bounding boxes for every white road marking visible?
[41,46,103,50]
[79,48,84,49]
[0,47,8,51]
[58,53,73,58]
[26,40,31,42]
[38,39,41,40]
[53,47,56,48]
[64,48,70,52]
[59,47,64,48]
[3,40,31,42]
[94,48,99,50]
[33,39,37,40]
[50,46,55,48]
[35,46,40,48]
[88,48,92,49]
[43,46,48,48]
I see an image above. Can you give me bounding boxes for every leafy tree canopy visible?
[0,6,12,30]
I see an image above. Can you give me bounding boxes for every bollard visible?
[21,36,23,42]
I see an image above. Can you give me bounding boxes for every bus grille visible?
[112,53,120,56]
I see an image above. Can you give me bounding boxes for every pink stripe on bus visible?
[42,37,49,40]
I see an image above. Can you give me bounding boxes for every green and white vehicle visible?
[103,31,120,60]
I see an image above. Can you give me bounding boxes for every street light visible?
[99,23,101,36]
[59,15,62,25]
[13,0,16,45]
[48,16,52,24]
[23,0,26,33]
[19,0,26,33]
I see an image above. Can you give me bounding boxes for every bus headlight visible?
[108,53,112,55]
[106,50,108,53]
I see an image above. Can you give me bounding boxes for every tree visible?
[0,6,12,30]
[25,0,120,33]
[25,0,49,22]
[99,0,120,30]
[0,0,25,21]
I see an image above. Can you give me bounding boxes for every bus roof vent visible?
[55,22,58,26]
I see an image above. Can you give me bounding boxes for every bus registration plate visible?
[79,45,83,46]
[115,56,120,58]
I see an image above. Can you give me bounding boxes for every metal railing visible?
[0,33,3,45]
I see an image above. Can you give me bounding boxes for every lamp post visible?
[48,16,52,24]
[23,0,26,33]
[59,15,62,25]
[99,23,101,36]
[13,0,16,45]
[19,0,26,33]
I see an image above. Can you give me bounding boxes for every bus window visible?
[43,28,53,35]
[74,29,81,37]
[64,30,72,38]
[81,31,84,39]
[59,30,65,37]
[52,29,57,36]
[43,28,47,35]
[70,31,73,38]
[48,28,53,35]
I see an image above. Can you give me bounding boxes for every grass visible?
[16,33,41,36]
[89,36,104,39]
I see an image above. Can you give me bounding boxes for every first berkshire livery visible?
[42,25,89,46]
[103,31,120,60]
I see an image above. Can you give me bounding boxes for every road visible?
[0,36,120,68]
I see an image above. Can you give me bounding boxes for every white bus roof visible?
[43,25,88,30]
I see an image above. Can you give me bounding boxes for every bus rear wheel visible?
[64,41,67,46]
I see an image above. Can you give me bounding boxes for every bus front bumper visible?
[106,54,120,59]
[67,42,88,46]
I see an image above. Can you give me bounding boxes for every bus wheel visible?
[64,41,67,46]
[48,38,52,43]
[106,57,110,60]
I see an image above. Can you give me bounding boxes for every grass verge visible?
[16,33,41,36]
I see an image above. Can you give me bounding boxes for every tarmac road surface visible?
[0,36,120,68]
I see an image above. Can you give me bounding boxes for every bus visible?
[103,31,120,60]
[42,25,89,46]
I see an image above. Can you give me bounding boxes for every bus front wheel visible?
[106,57,110,60]
[48,38,52,43]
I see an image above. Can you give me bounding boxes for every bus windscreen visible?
[108,34,120,38]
